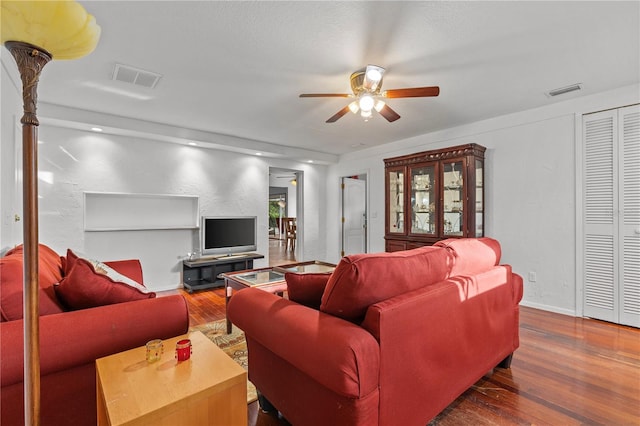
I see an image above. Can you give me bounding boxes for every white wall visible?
[1,57,22,253]
[327,84,640,316]
[2,121,327,291]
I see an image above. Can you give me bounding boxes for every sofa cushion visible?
[54,258,155,310]
[65,249,144,285]
[103,259,144,285]
[320,246,452,323]
[0,244,65,321]
[285,272,331,310]
[434,237,501,276]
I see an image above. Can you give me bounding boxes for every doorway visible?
[341,174,367,257]
[268,188,287,240]
[269,168,303,263]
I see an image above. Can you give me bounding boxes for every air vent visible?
[546,83,582,97]
[112,64,162,89]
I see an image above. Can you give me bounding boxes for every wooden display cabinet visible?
[384,143,485,251]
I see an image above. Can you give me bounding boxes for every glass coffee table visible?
[221,261,336,334]
[273,260,337,274]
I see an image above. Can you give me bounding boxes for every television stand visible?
[182,253,264,293]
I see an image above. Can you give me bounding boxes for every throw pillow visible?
[434,237,502,276]
[285,272,331,310]
[320,246,452,323]
[54,257,155,310]
[65,249,144,285]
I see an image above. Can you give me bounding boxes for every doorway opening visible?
[268,188,287,240]
[269,168,303,264]
[341,173,368,257]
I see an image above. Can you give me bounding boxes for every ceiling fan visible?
[274,174,297,185]
[299,65,439,123]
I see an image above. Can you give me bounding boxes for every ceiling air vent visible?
[112,64,162,89]
[546,83,582,97]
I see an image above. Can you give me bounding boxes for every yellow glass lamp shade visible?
[1,0,100,59]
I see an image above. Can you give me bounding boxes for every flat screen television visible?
[201,216,257,256]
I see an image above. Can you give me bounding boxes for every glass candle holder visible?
[175,339,192,361]
[145,339,163,363]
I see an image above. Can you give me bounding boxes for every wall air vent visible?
[546,83,582,97]
[112,64,162,89]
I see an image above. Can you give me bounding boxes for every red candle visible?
[175,339,192,361]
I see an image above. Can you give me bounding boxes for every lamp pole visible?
[5,40,52,426]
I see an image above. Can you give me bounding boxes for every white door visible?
[582,104,640,327]
[342,177,366,256]
[619,106,640,327]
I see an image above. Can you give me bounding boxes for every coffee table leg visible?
[225,282,233,334]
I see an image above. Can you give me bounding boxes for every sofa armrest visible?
[513,272,524,304]
[228,288,379,398]
[1,295,189,387]
[361,265,521,425]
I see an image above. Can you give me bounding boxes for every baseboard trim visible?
[520,300,577,317]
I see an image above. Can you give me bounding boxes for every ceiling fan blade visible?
[326,105,351,123]
[299,93,351,98]
[378,104,401,122]
[383,86,440,98]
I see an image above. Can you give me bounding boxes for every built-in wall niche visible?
[84,192,199,231]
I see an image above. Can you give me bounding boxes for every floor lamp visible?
[1,3,100,425]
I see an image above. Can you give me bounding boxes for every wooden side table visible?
[96,331,247,426]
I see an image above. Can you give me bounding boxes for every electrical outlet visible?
[528,271,537,282]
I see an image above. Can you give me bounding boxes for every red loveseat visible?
[228,237,523,425]
[0,244,189,426]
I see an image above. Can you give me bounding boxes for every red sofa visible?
[228,237,523,425]
[0,244,189,426]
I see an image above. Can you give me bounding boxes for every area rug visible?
[190,319,258,404]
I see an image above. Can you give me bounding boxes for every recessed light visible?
[188,142,197,146]
[91,127,103,132]
[256,152,263,156]
[307,160,313,163]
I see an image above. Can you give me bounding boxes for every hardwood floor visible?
[161,242,640,425]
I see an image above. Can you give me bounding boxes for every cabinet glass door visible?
[388,168,405,234]
[409,165,436,235]
[443,160,465,236]
[475,159,484,237]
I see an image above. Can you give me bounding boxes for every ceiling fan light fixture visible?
[361,109,372,119]
[363,65,385,91]
[366,68,382,82]
[348,101,360,114]
[374,100,386,112]
[359,94,375,112]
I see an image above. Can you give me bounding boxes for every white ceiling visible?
[25,1,640,157]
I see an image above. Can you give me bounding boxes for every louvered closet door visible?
[583,110,618,323]
[619,105,640,327]
[583,105,640,327]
